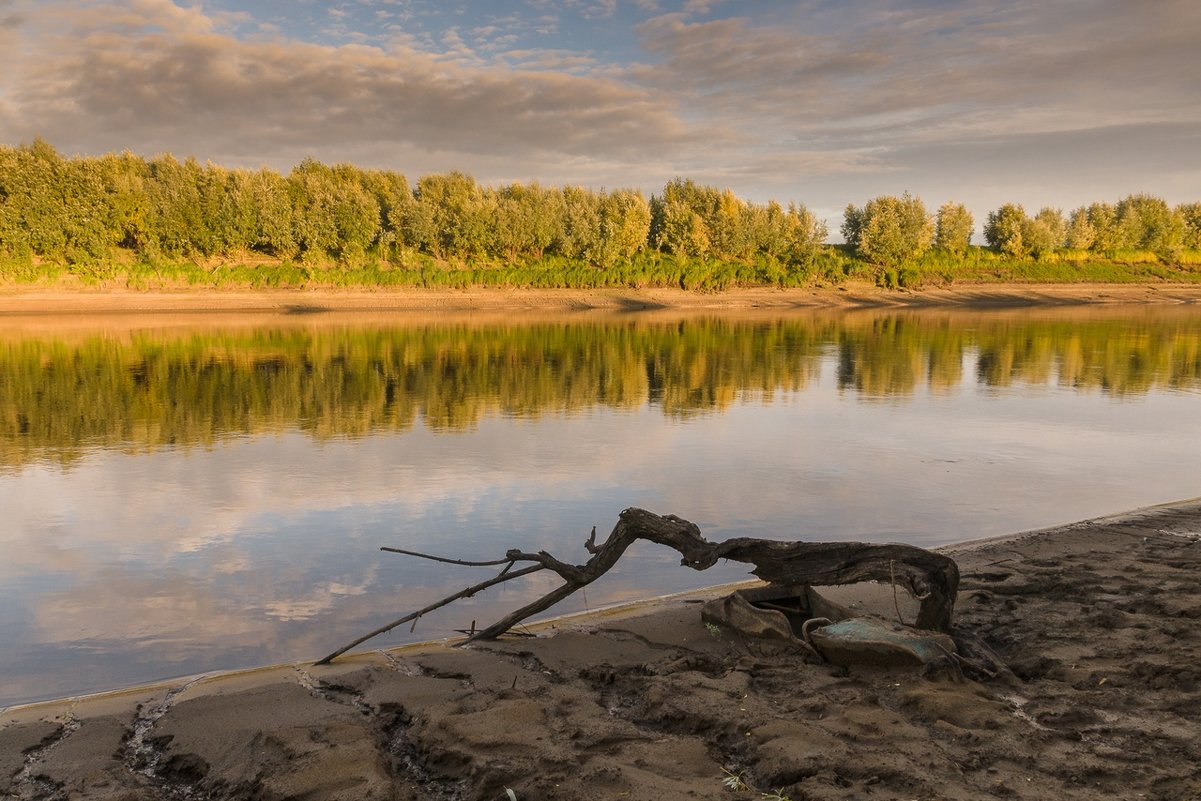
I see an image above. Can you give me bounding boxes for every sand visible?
[3,500,1200,801]
[2,282,1201,316]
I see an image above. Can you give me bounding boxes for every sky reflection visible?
[2,308,1200,706]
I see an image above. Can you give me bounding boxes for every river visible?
[2,305,1200,706]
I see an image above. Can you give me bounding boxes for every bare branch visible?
[318,508,961,663]
[379,547,515,567]
[314,563,545,665]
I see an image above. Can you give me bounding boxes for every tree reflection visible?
[2,310,1199,468]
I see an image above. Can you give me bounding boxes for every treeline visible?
[3,139,1200,290]
[3,314,1199,468]
[0,140,825,270]
[842,194,1201,264]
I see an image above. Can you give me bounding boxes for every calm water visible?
[2,306,1200,707]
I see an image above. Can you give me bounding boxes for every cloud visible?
[632,0,1201,145]
[0,0,1197,211]
[0,0,698,177]
[498,48,599,72]
[585,0,617,19]
[875,120,1201,220]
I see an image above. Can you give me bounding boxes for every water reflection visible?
[2,307,1200,706]
[3,309,1199,468]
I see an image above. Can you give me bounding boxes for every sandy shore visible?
[2,282,1201,315]
[3,500,1200,801]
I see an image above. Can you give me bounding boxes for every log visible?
[316,507,960,663]
[708,538,959,631]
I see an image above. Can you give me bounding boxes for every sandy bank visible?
[2,282,1201,315]
[3,499,1201,800]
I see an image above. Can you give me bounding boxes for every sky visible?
[1,0,1199,232]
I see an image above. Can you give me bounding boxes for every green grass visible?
[872,247,1201,289]
[2,246,1199,291]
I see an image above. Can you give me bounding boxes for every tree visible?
[0,140,121,262]
[359,168,411,258]
[707,189,755,261]
[596,189,651,267]
[984,203,1028,257]
[779,203,827,267]
[844,193,933,266]
[200,163,258,256]
[653,196,710,258]
[405,172,492,260]
[652,178,716,258]
[1178,202,1201,250]
[144,154,207,259]
[246,168,296,258]
[1065,206,1096,250]
[1085,203,1121,252]
[286,160,381,263]
[287,159,341,261]
[934,202,973,255]
[491,182,563,262]
[1114,194,1184,258]
[556,186,602,262]
[1023,207,1064,258]
[329,164,383,262]
[84,152,151,254]
[749,201,791,262]
[840,203,864,251]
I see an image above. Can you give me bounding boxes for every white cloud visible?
[0,0,1197,215]
[582,0,617,20]
[0,0,699,180]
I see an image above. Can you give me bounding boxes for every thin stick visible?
[380,547,515,567]
[890,559,906,626]
[314,563,545,665]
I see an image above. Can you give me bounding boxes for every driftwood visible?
[316,507,959,665]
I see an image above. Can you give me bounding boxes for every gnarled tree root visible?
[316,507,960,665]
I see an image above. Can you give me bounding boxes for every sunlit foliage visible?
[934,202,973,256]
[842,193,933,267]
[1179,202,1201,250]
[2,140,1199,290]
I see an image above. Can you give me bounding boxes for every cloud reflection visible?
[3,309,1201,706]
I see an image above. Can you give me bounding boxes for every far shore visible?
[2,281,1201,316]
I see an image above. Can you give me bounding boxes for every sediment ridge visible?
[3,282,1201,316]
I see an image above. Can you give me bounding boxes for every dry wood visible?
[316,507,960,663]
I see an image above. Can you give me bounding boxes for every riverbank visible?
[3,282,1201,315]
[3,500,1200,801]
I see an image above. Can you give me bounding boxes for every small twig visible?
[380,547,515,567]
[890,560,906,626]
[315,562,545,665]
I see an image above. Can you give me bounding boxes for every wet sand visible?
[2,282,1201,316]
[3,500,1200,800]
